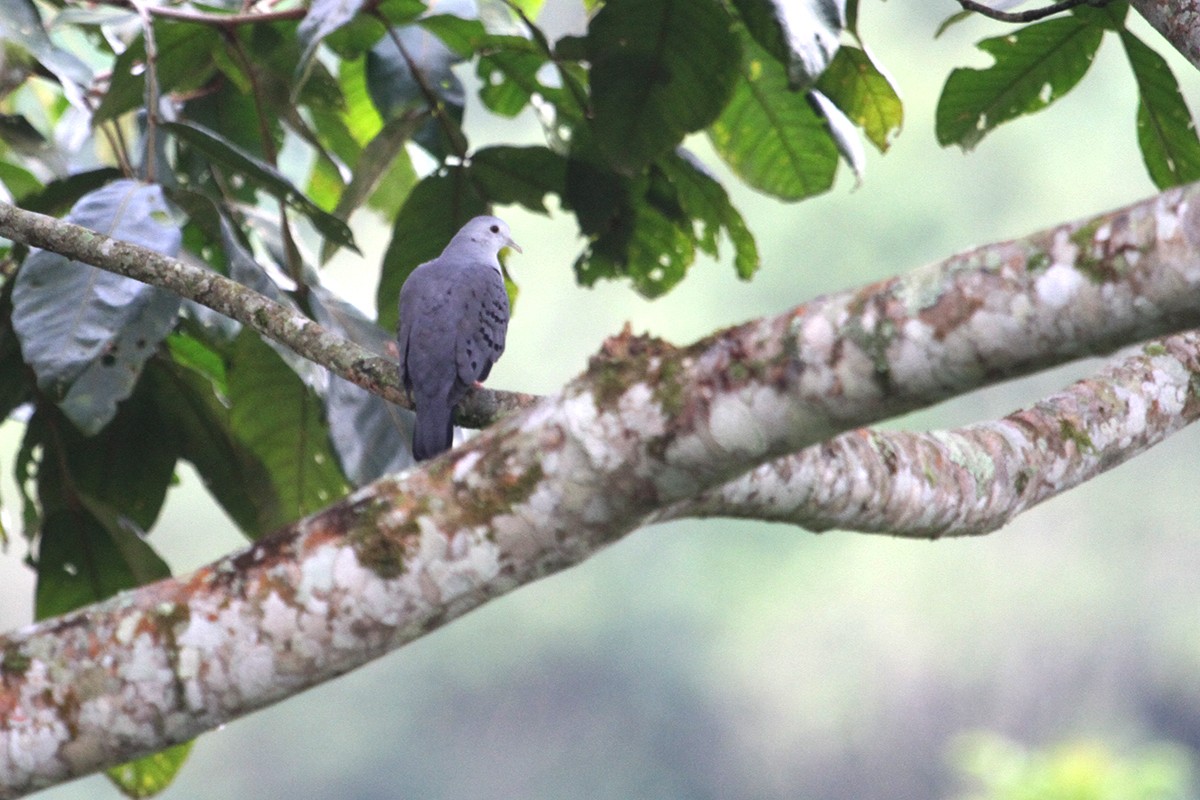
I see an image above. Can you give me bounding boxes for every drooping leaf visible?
[0,160,42,200]
[310,288,415,485]
[328,112,423,229]
[376,170,488,329]
[815,44,902,152]
[657,150,759,280]
[729,0,845,89]
[107,742,195,800]
[18,167,123,215]
[149,350,279,539]
[587,0,741,175]
[1120,30,1200,189]
[708,29,839,200]
[163,120,359,252]
[935,15,1104,150]
[95,22,220,123]
[468,145,565,213]
[226,330,349,531]
[575,199,695,299]
[11,180,183,434]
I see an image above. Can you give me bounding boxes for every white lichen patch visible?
[618,383,668,439]
[297,544,339,608]
[259,592,298,644]
[1035,263,1084,309]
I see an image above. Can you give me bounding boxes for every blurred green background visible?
[6,2,1200,798]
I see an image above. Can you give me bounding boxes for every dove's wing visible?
[455,263,509,387]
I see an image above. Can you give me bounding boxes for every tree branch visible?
[0,202,538,429]
[658,330,1200,536]
[1131,0,1200,72]
[6,182,1200,793]
[958,0,1094,23]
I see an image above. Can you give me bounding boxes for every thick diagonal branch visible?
[661,330,1200,536]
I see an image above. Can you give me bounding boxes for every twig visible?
[958,0,1096,23]
[0,201,538,428]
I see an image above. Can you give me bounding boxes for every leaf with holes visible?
[11,180,183,434]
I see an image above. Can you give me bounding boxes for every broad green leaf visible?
[729,0,844,89]
[708,30,839,200]
[163,120,359,252]
[310,287,414,485]
[935,15,1103,150]
[587,0,741,175]
[816,44,902,152]
[33,491,171,619]
[1121,30,1200,189]
[95,22,220,123]
[0,285,32,422]
[0,160,41,200]
[11,180,183,434]
[476,37,550,117]
[107,742,195,799]
[575,200,695,299]
[376,170,488,329]
[657,150,759,280]
[227,330,349,530]
[148,354,278,539]
[18,167,122,215]
[468,145,565,213]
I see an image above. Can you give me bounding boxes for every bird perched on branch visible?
[397,215,519,461]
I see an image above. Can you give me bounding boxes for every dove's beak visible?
[505,237,522,255]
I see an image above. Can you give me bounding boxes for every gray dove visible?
[397,215,519,461]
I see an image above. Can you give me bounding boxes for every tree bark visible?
[4,181,1200,795]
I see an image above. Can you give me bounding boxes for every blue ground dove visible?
[397,216,519,461]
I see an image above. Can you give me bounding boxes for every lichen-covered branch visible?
[4,182,1200,794]
[661,330,1200,536]
[1132,0,1200,71]
[0,202,538,429]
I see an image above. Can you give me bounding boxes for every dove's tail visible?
[412,400,454,461]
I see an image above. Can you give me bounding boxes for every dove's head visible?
[449,216,522,266]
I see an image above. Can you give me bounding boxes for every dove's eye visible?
[490,224,500,233]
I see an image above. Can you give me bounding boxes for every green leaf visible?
[1121,30,1200,189]
[107,742,195,799]
[11,180,183,435]
[376,170,488,329]
[227,330,349,530]
[163,120,359,253]
[657,150,759,280]
[17,167,123,215]
[148,352,278,539]
[708,29,839,200]
[587,0,741,175]
[575,199,695,299]
[935,15,1103,150]
[476,37,551,117]
[468,145,565,213]
[729,0,844,89]
[0,160,42,200]
[815,44,902,152]
[95,21,220,123]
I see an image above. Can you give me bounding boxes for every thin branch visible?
[659,330,1200,536]
[0,201,538,428]
[958,0,1095,23]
